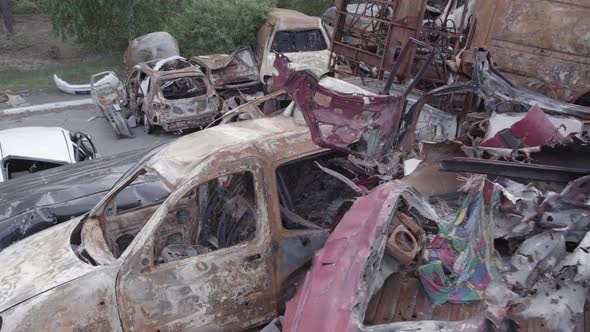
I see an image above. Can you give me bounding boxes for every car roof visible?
[267,8,323,31]
[145,116,323,188]
[0,127,74,164]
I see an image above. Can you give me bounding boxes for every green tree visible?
[167,0,276,55]
[39,0,185,49]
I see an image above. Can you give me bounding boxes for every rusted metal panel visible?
[189,46,260,91]
[1,265,122,331]
[463,0,590,103]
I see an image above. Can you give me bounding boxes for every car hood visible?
[283,50,330,75]
[0,217,98,313]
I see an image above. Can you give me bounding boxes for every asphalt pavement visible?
[0,104,178,156]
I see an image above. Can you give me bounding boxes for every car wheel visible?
[144,113,154,134]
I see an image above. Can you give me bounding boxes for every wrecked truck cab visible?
[256,8,331,91]
[0,116,362,331]
[126,56,221,134]
[0,127,97,183]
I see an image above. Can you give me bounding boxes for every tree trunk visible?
[127,0,136,40]
[0,0,14,35]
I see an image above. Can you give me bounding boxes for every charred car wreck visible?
[0,116,368,331]
[126,56,221,134]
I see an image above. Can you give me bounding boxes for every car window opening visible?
[271,29,327,53]
[3,158,65,180]
[160,77,207,100]
[276,151,359,230]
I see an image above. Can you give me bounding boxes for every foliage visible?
[167,0,276,56]
[38,0,185,49]
[277,0,332,17]
[12,0,41,14]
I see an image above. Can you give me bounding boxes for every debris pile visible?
[2,0,590,331]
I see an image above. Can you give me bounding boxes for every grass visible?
[0,57,124,93]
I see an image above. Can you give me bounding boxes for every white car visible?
[256,8,331,89]
[0,127,97,182]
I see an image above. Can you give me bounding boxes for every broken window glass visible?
[271,29,328,53]
[160,76,207,100]
[154,171,257,264]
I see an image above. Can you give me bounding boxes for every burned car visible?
[189,46,261,95]
[256,8,331,90]
[0,127,96,182]
[0,116,364,331]
[126,56,221,134]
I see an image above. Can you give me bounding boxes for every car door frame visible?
[265,150,333,296]
[115,155,277,332]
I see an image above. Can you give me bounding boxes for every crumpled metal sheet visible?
[277,53,406,161]
[400,49,590,153]
[190,46,260,91]
[283,182,442,332]
[481,104,564,148]
[0,146,166,250]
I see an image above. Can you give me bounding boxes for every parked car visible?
[125,56,221,133]
[0,147,163,251]
[0,116,362,331]
[256,8,331,90]
[0,127,96,182]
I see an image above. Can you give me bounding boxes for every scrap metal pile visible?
[263,45,590,332]
[3,0,590,331]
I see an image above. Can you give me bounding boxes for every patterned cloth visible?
[418,181,501,304]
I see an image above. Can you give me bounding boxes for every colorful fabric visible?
[418,181,501,304]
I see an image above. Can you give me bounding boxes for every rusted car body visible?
[281,181,490,332]
[461,0,590,104]
[190,46,261,93]
[126,56,221,133]
[0,116,364,331]
[256,8,331,90]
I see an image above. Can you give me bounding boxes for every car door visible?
[116,158,276,332]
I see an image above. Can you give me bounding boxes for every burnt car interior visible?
[3,158,64,180]
[277,151,360,230]
[154,171,257,264]
[160,76,208,100]
[76,170,257,266]
[271,29,327,53]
